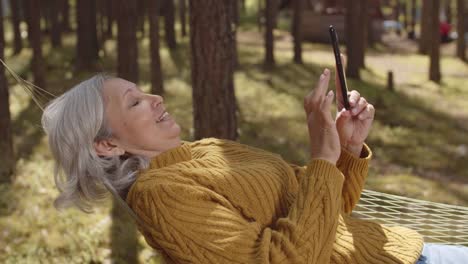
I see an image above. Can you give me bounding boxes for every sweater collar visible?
[148,141,192,169]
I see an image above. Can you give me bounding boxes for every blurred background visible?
[0,0,467,263]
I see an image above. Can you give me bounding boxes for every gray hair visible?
[41,74,149,213]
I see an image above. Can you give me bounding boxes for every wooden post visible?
[387,70,394,91]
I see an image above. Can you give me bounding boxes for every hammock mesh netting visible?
[353,190,468,246]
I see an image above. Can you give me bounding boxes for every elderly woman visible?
[41,69,466,264]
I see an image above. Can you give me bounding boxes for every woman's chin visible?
[168,119,181,132]
[168,122,182,138]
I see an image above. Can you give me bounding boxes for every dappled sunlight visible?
[366,173,468,206]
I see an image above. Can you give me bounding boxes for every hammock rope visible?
[353,189,468,246]
[0,58,56,111]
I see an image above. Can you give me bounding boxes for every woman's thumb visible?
[336,108,351,126]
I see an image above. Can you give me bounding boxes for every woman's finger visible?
[305,69,331,113]
[351,97,367,116]
[348,90,361,107]
[321,90,335,124]
[314,68,331,101]
[357,104,375,120]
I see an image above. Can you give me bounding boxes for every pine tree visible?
[190,0,238,140]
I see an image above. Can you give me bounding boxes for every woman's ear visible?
[93,139,125,157]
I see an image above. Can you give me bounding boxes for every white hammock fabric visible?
[353,189,468,246]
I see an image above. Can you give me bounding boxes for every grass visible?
[1,8,468,263]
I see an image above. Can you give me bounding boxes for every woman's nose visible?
[150,94,163,109]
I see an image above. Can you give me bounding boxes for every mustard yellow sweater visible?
[126,138,423,264]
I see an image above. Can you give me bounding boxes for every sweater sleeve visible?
[336,144,371,214]
[288,145,371,215]
[132,160,344,264]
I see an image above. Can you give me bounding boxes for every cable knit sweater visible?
[126,138,423,263]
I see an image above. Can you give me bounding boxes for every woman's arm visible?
[334,92,374,214]
[288,144,370,215]
[132,161,344,264]
[332,56,375,214]
[336,145,371,214]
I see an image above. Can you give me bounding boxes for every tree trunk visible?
[22,0,30,26]
[106,0,114,38]
[50,0,62,47]
[419,0,431,54]
[345,0,361,79]
[368,12,375,47]
[231,0,239,68]
[232,0,240,24]
[164,0,177,49]
[357,0,368,68]
[137,0,146,36]
[149,0,164,95]
[190,0,238,140]
[0,0,15,183]
[76,0,99,71]
[26,0,46,89]
[394,0,401,35]
[179,0,187,37]
[42,4,51,34]
[292,0,304,64]
[402,2,408,31]
[97,0,106,44]
[445,0,452,24]
[112,2,139,264]
[409,0,416,39]
[394,1,400,20]
[429,0,441,83]
[456,0,466,61]
[62,0,71,32]
[257,0,263,32]
[117,0,139,82]
[265,0,277,70]
[10,0,23,54]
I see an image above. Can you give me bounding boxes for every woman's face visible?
[100,78,181,158]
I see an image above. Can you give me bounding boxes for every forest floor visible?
[1,20,468,264]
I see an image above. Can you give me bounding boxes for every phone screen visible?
[329,25,350,110]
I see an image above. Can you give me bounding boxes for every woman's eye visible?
[132,100,140,107]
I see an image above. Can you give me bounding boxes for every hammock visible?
[105,183,468,246]
[353,190,468,246]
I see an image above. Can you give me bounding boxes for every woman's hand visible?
[304,69,341,165]
[334,55,375,157]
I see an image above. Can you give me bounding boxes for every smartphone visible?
[329,25,350,110]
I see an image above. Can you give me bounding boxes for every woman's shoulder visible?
[189,137,284,163]
[126,167,197,207]
[189,137,272,152]
[189,138,274,155]
[188,138,246,155]
[189,137,241,148]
